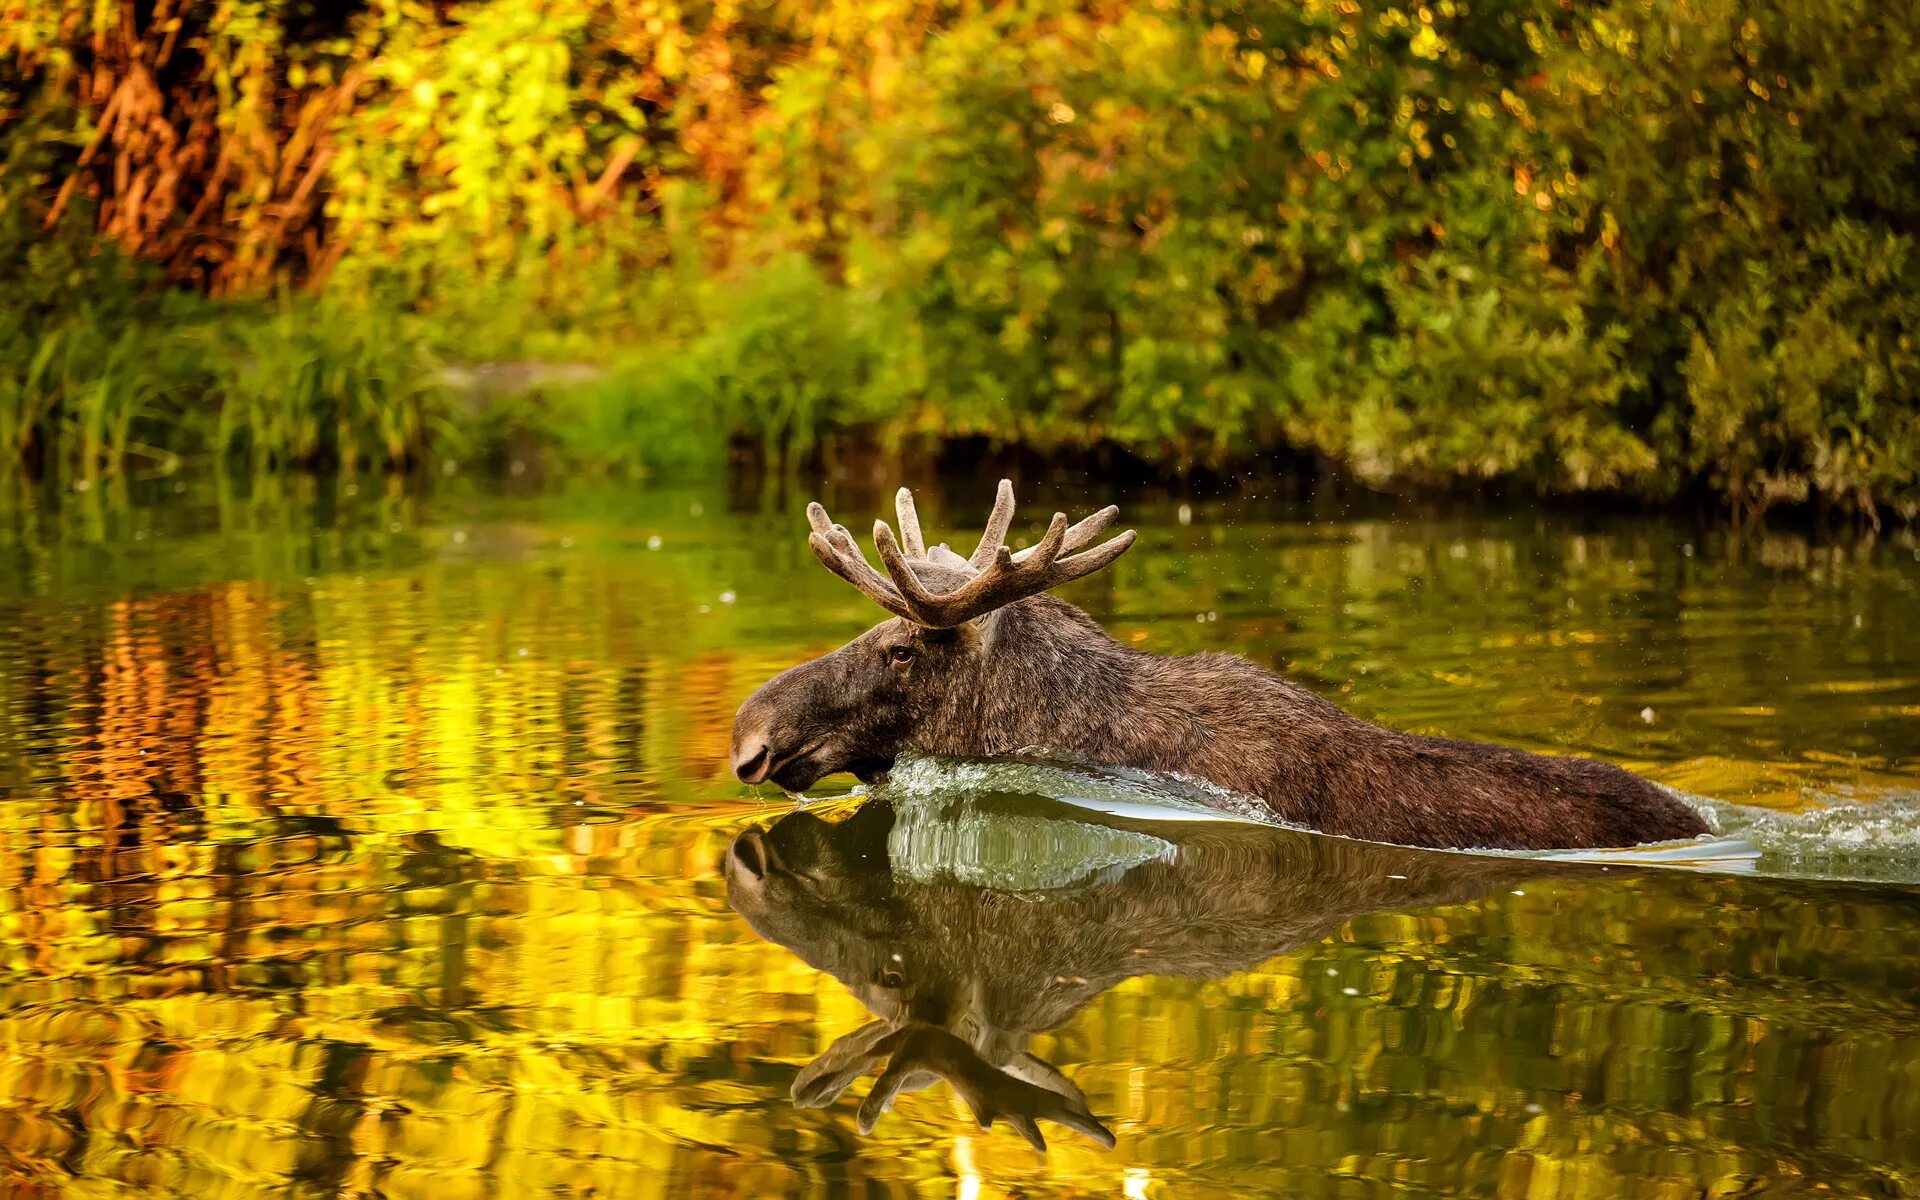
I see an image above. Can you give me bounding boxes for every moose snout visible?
[730,693,786,785]
[733,739,773,785]
[732,662,867,790]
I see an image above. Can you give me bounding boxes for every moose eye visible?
[887,645,915,667]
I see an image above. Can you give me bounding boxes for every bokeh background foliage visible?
[3,0,1918,516]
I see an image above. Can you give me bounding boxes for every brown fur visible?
[733,559,1710,852]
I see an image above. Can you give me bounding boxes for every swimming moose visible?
[729,483,1708,851]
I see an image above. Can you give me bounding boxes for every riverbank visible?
[4,281,1915,531]
[7,0,1918,521]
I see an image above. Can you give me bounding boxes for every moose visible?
[730,482,1710,851]
[724,793,1599,1149]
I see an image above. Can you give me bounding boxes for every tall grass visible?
[0,292,471,480]
[0,305,193,482]
[206,295,461,473]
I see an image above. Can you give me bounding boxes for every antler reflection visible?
[794,1020,1115,1152]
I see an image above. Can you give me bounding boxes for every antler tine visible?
[805,499,833,537]
[873,520,948,608]
[1014,503,1118,561]
[793,1020,897,1109]
[1022,509,1071,568]
[968,479,1017,571]
[894,487,927,558]
[805,502,917,622]
[852,1024,1116,1151]
[1046,527,1137,582]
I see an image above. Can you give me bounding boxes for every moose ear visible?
[969,603,1012,648]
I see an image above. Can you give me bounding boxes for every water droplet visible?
[647,535,663,551]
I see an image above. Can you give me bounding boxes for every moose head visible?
[730,481,1136,793]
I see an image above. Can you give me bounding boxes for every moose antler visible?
[805,480,1136,628]
[794,1021,1116,1152]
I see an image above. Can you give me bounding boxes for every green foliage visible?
[533,254,914,475]
[205,290,461,472]
[0,188,205,480]
[1529,0,1920,519]
[678,255,916,465]
[3,0,1918,516]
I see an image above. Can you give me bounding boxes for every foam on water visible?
[1700,789,1920,884]
[880,753,1282,825]
[869,755,1920,886]
[873,755,1279,892]
[887,803,1178,891]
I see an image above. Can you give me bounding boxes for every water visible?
[1,474,1917,1198]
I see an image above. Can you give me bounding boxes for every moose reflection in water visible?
[724,788,1594,1151]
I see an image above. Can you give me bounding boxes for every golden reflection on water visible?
[0,478,1917,1197]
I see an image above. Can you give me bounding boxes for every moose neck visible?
[953,596,1140,756]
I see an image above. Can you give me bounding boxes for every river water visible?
[0,474,1916,1198]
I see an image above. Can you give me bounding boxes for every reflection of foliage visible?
[0,484,1916,1193]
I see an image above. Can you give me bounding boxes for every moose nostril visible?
[733,742,772,785]
[731,833,768,880]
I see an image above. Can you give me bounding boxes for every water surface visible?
[1,475,1917,1197]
